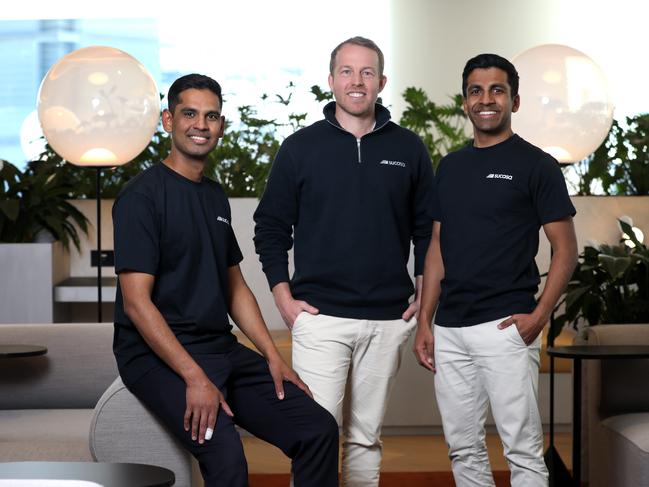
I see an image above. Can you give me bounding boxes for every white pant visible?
[291,312,416,487]
[434,318,548,487]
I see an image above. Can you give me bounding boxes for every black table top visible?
[0,462,174,487]
[0,345,47,358]
[547,345,649,360]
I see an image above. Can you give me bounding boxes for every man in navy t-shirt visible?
[414,54,578,487]
[112,74,338,487]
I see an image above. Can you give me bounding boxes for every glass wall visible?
[0,1,391,168]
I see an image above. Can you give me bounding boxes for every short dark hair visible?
[167,74,223,114]
[329,36,385,76]
[462,53,519,98]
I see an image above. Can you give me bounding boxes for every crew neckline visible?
[160,161,205,186]
[470,133,519,152]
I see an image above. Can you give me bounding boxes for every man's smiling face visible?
[328,43,386,119]
[463,67,519,139]
[162,88,224,160]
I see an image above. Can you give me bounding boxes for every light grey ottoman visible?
[89,376,200,487]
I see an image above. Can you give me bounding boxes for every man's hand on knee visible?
[184,377,233,444]
[268,354,313,400]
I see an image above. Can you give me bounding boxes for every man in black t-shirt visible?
[112,74,338,487]
[414,54,578,487]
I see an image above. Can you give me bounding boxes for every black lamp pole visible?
[96,167,102,322]
[544,247,576,486]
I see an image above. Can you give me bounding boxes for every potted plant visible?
[0,158,90,323]
[552,219,649,340]
[0,158,88,249]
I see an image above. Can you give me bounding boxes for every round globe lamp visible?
[37,46,159,166]
[37,46,160,321]
[512,44,614,163]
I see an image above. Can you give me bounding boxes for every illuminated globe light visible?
[37,46,160,167]
[512,44,614,163]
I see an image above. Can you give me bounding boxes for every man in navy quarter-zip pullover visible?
[254,36,435,487]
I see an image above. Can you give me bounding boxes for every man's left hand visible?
[497,313,545,345]
[267,356,313,400]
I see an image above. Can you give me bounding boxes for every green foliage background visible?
[0,84,471,245]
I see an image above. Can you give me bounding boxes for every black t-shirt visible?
[112,162,242,384]
[431,134,576,327]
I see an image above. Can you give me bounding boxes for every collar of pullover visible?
[322,101,391,134]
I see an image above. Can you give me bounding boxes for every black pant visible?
[125,344,339,487]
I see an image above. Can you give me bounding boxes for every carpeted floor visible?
[249,471,512,486]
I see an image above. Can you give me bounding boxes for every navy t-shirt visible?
[431,134,576,327]
[112,162,243,385]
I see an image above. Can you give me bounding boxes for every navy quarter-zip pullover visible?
[253,102,435,320]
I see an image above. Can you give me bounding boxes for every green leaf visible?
[598,254,632,279]
[566,286,591,309]
[0,199,19,221]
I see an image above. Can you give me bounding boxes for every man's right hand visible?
[184,377,233,444]
[272,282,318,329]
[413,325,436,372]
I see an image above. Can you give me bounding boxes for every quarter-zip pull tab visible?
[356,138,362,163]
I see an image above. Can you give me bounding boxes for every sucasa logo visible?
[216,216,230,225]
[380,160,406,168]
[486,173,513,180]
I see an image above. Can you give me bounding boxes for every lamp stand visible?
[544,247,576,486]
[96,167,102,322]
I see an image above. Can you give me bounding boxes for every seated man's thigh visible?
[126,356,241,454]
[226,344,338,453]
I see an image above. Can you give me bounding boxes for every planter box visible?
[0,242,69,323]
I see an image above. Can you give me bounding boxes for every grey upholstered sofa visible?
[582,324,649,487]
[0,323,196,486]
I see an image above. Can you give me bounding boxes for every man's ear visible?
[378,75,387,93]
[162,109,173,133]
[218,116,225,138]
[512,94,521,113]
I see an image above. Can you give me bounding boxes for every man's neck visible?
[473,128,514,148]
[163,151,205,182]
[335,106,376,139]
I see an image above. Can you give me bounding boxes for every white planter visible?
[0,242,69,323]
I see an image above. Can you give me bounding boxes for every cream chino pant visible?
[434,318,548,487]
[291,312,416,487]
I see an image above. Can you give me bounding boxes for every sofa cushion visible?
[600,360,649,415]
[0,409,94,461]
[602,412,649,453]
[587,324,649,416]
[0,323,118,409]
[601,413,649,486]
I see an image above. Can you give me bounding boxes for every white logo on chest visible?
[486,173,513,180]
[380,160,406,168]
[216,216,230,225]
